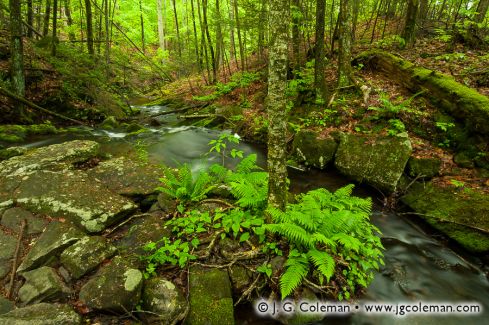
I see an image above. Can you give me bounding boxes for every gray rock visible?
[334,133,412,192]
[17,222,85,274]
[0,140,99,177]
[1,207,47,235]
[406,157,441,178]
[142,277,188,324]
[186,266,234,325]
[0,303,81,325]
[293,130,338,169]
[0,232,17,278]
[100,116,119,130]
[229,265,253,293]
[0,147,28,161]
[86,156,162,196]
[79,256,143,312]
[18,267,71,304]
[12,170,138,233]
[0,296,14,315]
[60,236,117,279]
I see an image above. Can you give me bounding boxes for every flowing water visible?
[14,105,489,324]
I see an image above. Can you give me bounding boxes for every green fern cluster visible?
[265,185,384,299]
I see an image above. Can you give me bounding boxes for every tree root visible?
[7,219,26,300]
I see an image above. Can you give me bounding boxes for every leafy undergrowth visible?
[142,135,384,302]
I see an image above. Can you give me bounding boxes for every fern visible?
[280,250,309,299]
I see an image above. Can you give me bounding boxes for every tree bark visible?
[9,0,26,119]
[402,0,419,47]
[229,0,236,64]
[202,0,216,82]
[157,0,166,52]
[338,0,354,87]
[267,0,289,212]
[64,0,76,41]
[190,0,200,69]
[43,0,51,36]
[85,0,94,55]
[27,0,34,38]
[172,0,181,56]
[51,0,58,56]
[291,0,301,67]
[234,0,245,70]
[139,0,145,54]
[475,0,489,23]
[215,0,223,68]
[314,0,328,102]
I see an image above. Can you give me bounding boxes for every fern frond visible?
[235,154,260,173]
[307,249,335,282]
[264,224,313,248]
[334,184,355,198]
[280,251,309,299]
[331,233,362,252]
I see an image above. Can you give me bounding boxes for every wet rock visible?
[0,147,28,161]
[79,256,143,312]
[141,277,188,324]
[157,192,175,212]
[0,296,14,315]
[0,232,17,278]
[1,207,47,235]
[86,156,162,196]
[334,132,412,192]
[60,236,117,279]
[100,116,119,130]
[401,181,489,253]
[18,266,71,304]
[292,130,338,169]
[186,266,234,325]
[0,125,27,143]
[0,140,99,177]
[13,170,138,233]
[406,157,441,178]
[0,303,81,324]
[126,122,145,133]
[454,151,475,168]
[229,265,253,293]
[17,222,85,274]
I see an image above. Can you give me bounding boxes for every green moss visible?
[0,125,27,143]
[407,157,441,178]
[426,218,489,252]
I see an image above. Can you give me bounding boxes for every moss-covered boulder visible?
[186,266,235,325]
[0,296,14,315]
[60,236,117,279]
[0,303,81,325]
[401,181,489,253]
[99,116,119,130]
[0,124,60,144]
[334,133,412,192]
[0,147,28,161]
[18,266,71,305]
[141,277,188,324]
[79,256,143,312]
[292,130,338,169]
[1,207,47,235]
[0,232,17,278]
[406,157,441,178]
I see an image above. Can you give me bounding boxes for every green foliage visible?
[368,92,423,119]
[193,72,260,101]
[435,121,455,132]
[387,119,406,136]
[144,238,197,277]
[375,35,406,49]
[208,133,243,165]
[265,185,384,299]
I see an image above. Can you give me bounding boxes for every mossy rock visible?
[401,182,489,253]
[125,122,145,133]
[0,147,28,161]
[0,303,82,325]
[0,125,27,143]
[292,130,338,169]
[454,151,475,168]
[99,116,119,130]
[406,157,441,178]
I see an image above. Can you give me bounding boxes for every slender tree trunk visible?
[190,0,200,70]
[51,0,57,56]
[157,0,166,52]
[233,0,244,70]
[402,0,419,47]
[291,0,301,67]
[104,0,110,70]
[314,0,328,102]
[475,0,489,23]
[267,0,289,212]
[229,0,236,64]
[215,0,223,68]
[352,0,360,42]
[171,0,181,56]
[9,0,26,119]
[27,0,34,38]
[64,0,76,41]
[43,0,51,36]
[139,0,145,54]
[419,0,428,26]
[338,0,354,87]
[203,0,216,82]
[197,0,211,82]
[85,0,94,55]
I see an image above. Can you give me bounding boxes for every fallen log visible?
[354,50,489,136]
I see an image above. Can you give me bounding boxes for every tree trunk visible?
[171,0,181,56]
[229,0,236,64]
[157,0,166,52]
[475,0,489,23]
[419,0,428,25]
[64,0,76,41]
[338,0,354,87]
[51,0,58,56]
[43,0,51,36]
[402,0,419,47]
[203,0,216,82]
[197,0,211,81]
[314,0,328,102]
[234,0,245,70]
[215,0,223,68]
[84,0,94,55]
[9,0,26,119]
[267,0,289,212]
[139,0,145,54]
[27,0,34,38]
[105,0,110,70]
[291,0,301,67]
[191,0,200,69]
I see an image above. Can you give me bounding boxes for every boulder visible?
[0,303,81,325]
[0,147,28,161]
[229,265,253,293]
[0,232,18,278]
[186,266,234,325]
[141,277,188,324]
[100,116,119,130]
[18,267,71,304]
[406,157,441,178]
[292,130,338,169]
[0,125,27,143]
[86,156,162,196]
[17,222,85,274]
[401,181,489,253]
[79,256,143,312]
[0,296,14,315]
[1,207,47,235]
[60,236,116,279]
[334,133,412,192]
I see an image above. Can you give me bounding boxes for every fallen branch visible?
[197,230,224,259]
[178,114,218,119]
[103,213,152,236]
[199,199,235,208]
[235,273,262,306]
[7,219,26,299]
[0,86,86,125]
[148,104,208,118]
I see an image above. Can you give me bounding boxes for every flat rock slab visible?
[186,266,235,325]
[79,256,143,312]
[1,207,47,235]
[17,222,85,274]
[60,236,117,279]
[18,266,71,305]
[0,232,17,278]
[401,181,489,253]
[0,303,82,325]
[86,156,162,196]
[0,140,99,177]
[334,133,412,192]
[292,130,338,169]
[0,296,14,315]
[12,170,137,233]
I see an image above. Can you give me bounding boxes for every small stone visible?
[18,266,71,305]
[0,303,82,324]
[60,236,117,279]
[142,277,188,324]
[1,207,47,235]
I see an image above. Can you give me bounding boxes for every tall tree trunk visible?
[314,0,328,102]
[233,0,244,70]
[190,0,200,69]
[157,0,166,52]
[197,0,211,82]
[229,0,236,64]
[64,0,76,41]
[51,0,57,56]
[475,0,489,23]
[139,0,145,54]
[85,0,94,55]
[257,0,266,63]
[352,0,360,41]
[267,0,289,212]
[338,0,354,87]
[215,0,223,68]
[291,0,301,67]
[402,0,419,47]
[43,0,51,36]
[171,0,181,56]
[9,0,26,119]
[104,0,110,70]
[419,0,428,26]
[27,0,34,38]
[203,0,216,82]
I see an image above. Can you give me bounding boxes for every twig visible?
[200,199,235,208]
[221,248,262,261]
[103,213,152,236]
[7,219,27,299]
[192,260,237,269]
[178,113,218,119]
[197,230,224,259]
[235,274,262,306]
[303,278,336,296]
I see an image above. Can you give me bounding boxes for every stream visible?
[15,105,489,324]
